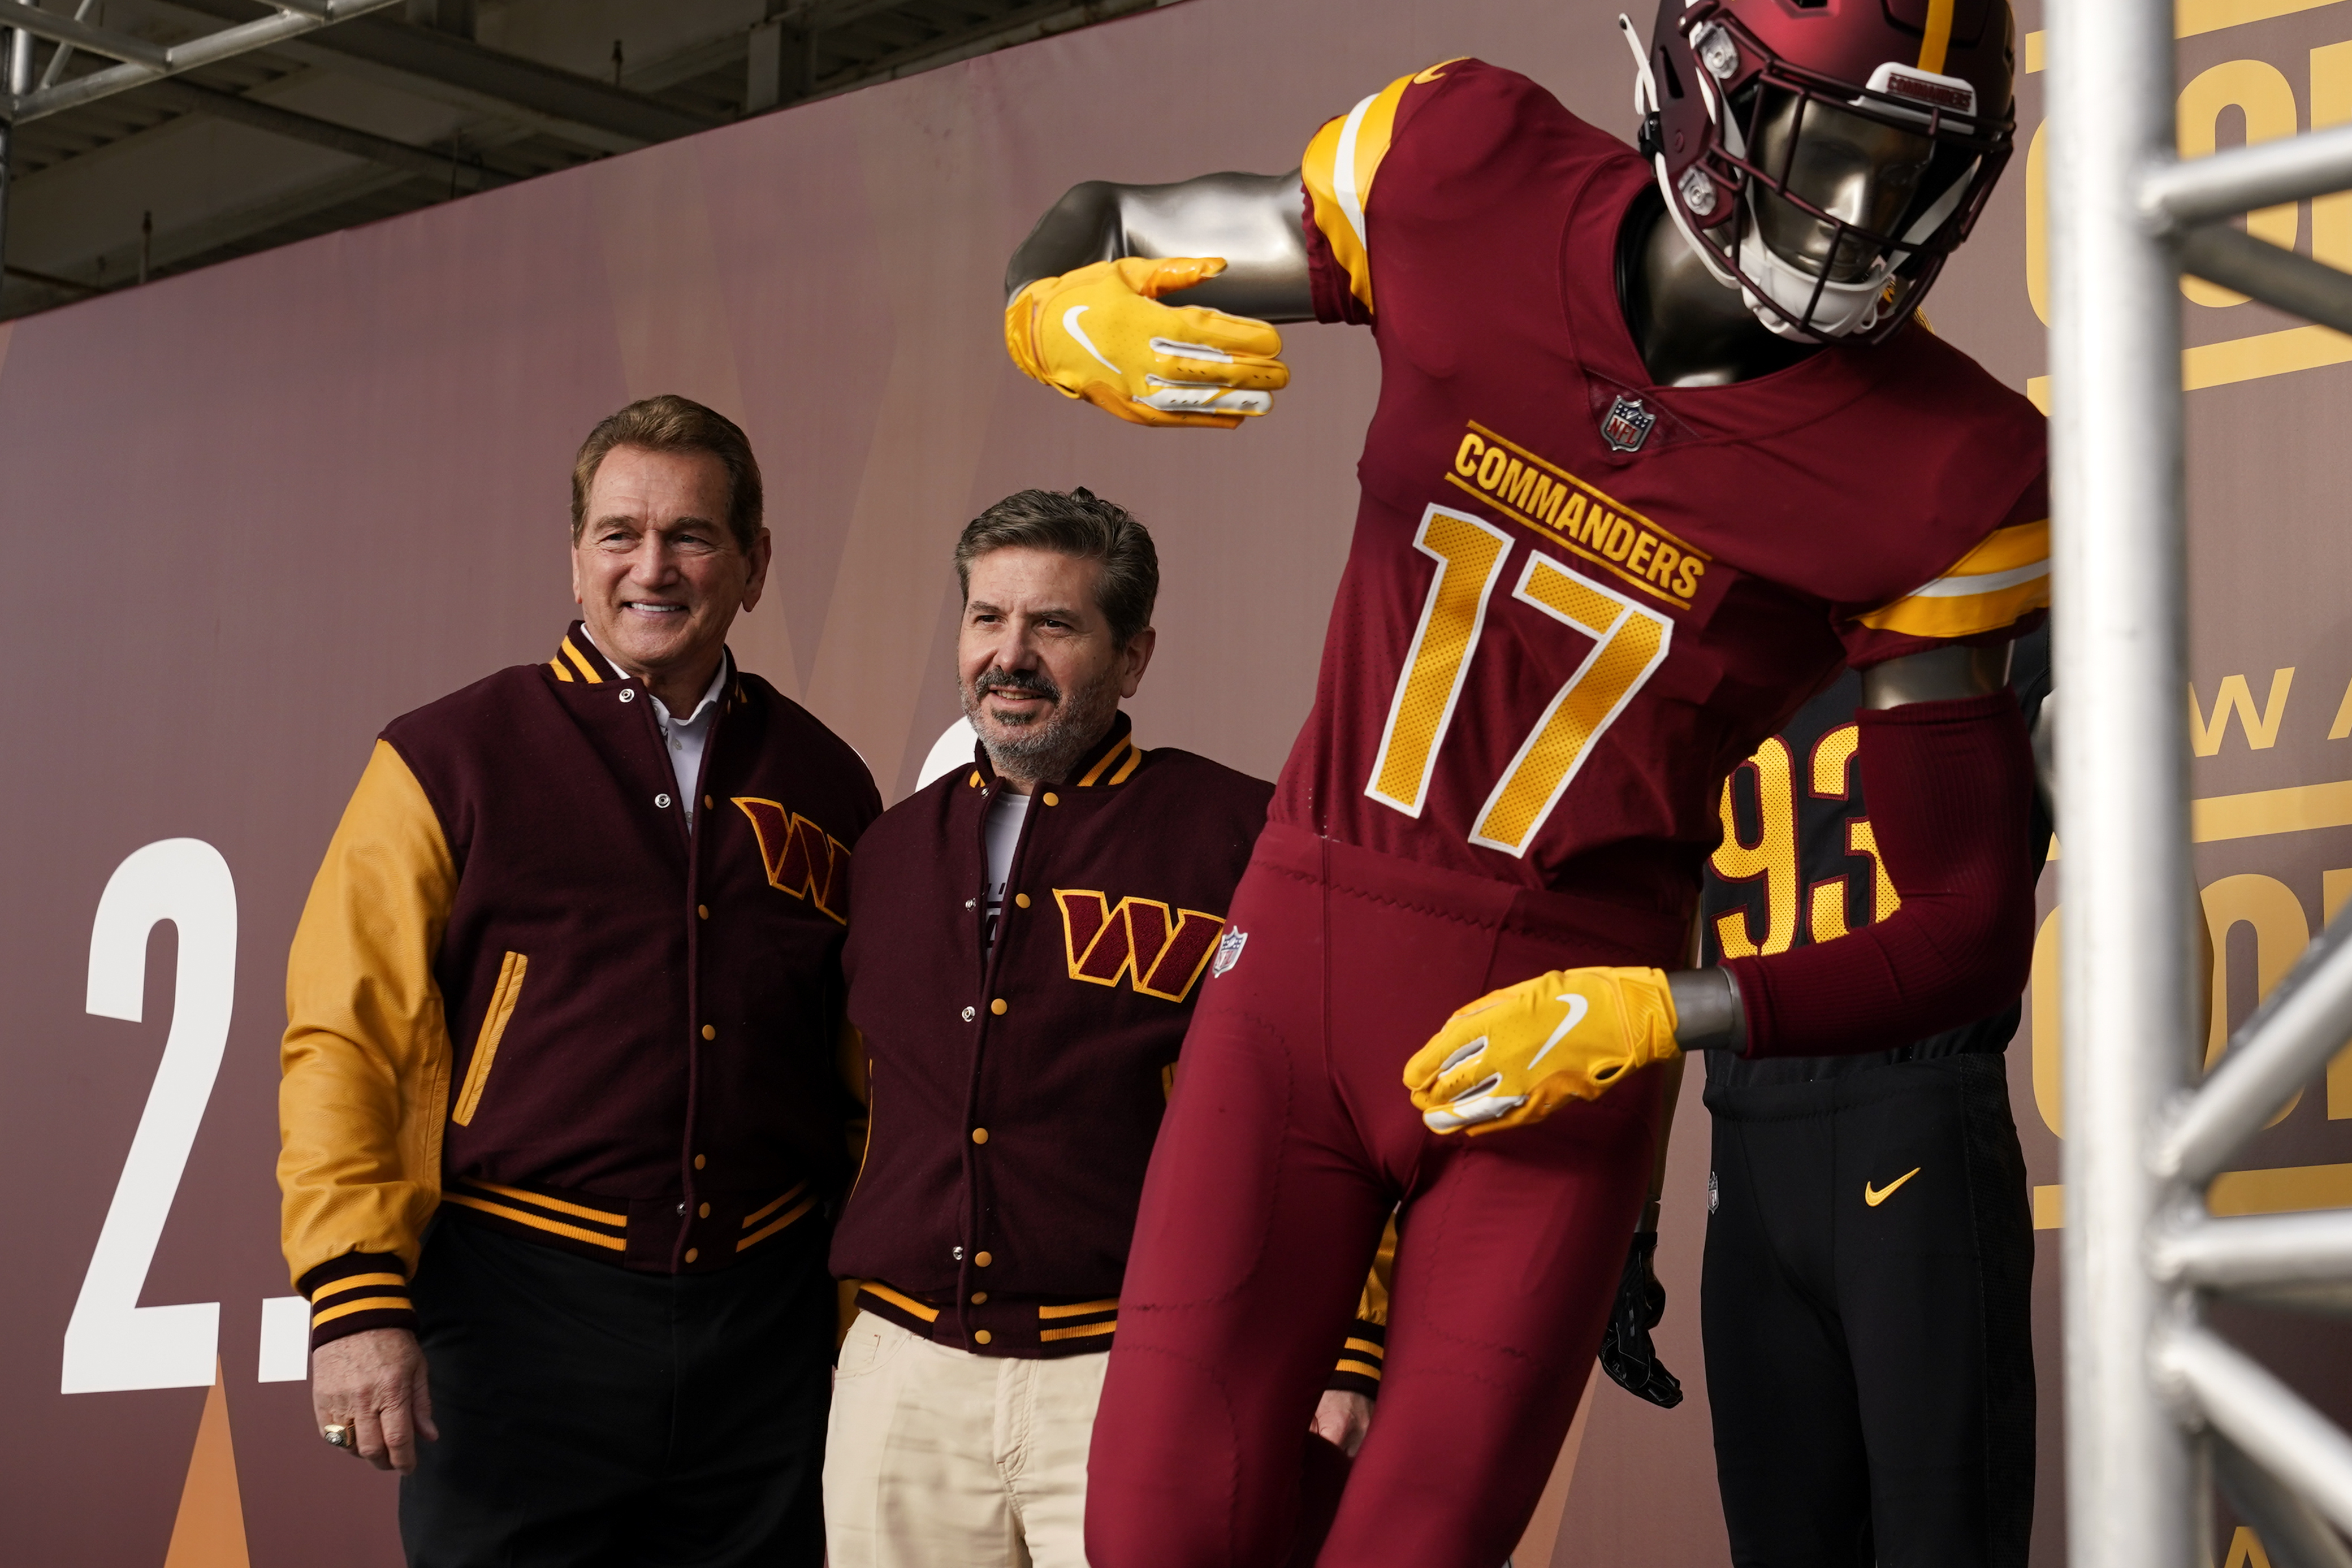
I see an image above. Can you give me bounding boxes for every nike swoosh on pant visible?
[1864,1167,1922,1207]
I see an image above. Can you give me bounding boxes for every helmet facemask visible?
[1627,1,2016,344]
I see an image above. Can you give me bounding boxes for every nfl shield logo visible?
[1600,395,1656,453]
[1210,928,1248,978]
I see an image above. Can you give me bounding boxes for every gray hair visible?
[953,487,1158,648]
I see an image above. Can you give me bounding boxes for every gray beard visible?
[962,666,1122,785]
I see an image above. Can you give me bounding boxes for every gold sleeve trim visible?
[450,950,526,1127]
[279,740,458,1289]
[1302,70,1420,313]
[310,1295,414,1327]
[1857,519,2051,638]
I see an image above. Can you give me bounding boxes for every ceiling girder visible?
[140,75,514,187]
[5,0,406,123]
[162,0,720,144]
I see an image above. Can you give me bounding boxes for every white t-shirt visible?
[982,789,1031,949]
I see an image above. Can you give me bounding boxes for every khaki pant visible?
[824,1310,1110,1568]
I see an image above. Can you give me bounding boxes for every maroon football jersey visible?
[1278,59,2047,930]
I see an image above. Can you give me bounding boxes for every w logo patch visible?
[1054,890,1226,1003]
[733,798,850,924]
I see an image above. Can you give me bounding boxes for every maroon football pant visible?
[1086,826,1679,1568]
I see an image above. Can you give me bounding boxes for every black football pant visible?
[400,1215,833,1568]
[1701,1054,2035,1568]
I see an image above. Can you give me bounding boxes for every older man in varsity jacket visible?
[824,488,1385,1568]
[277,395,879,1566]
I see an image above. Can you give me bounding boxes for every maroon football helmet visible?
[1632,0,2017,341]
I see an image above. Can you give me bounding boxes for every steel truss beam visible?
[161,0,717,144]
[2,0,405,124]
[2050,0,2352,1557]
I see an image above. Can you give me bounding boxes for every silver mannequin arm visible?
[1006,171,1317,322]
[1857,639,2013,709]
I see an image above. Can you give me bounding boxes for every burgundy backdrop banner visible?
[2,1,2349,1562]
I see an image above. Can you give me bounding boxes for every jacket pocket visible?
[451,951,527,1126]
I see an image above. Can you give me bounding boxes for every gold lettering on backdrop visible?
[2026,33,2352,401]
[2189,668,2297,754]
[1438,421,1708,610]
[2178,59,2301,307]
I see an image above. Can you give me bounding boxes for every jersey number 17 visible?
[1367,504,1672,857]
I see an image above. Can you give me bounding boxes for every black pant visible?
[400,1215,833,1568]
[1701,1054,2035,1568]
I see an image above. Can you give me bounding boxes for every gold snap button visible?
[702,1024,716,1040]
[991,999,1007,1016]
[694,1154,706,1170]
[1014,893,1031,909]
[971,1291,988,1305]
[974,1251,992,1267]
[703,795,714,809]
[698,1202,711,1219]
[684,1248,699,1263]
[974,1329,993,1345]
[697,904,709,919]
[1042,792,1060,807]
[971,1128,989,1145]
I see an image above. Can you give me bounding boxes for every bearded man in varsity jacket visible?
[276,395,880,1567]
[824,488,1387,1568]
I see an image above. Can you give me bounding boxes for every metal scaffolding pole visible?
[2047,0,2196,1556]
[0,5,31,296]
[2048,0,2352,1552]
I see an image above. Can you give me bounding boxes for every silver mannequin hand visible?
[1005,171,1315,322]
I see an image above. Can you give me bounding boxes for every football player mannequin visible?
[1004,3,2043,1565]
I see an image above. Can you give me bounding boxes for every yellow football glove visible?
[1004,256,1289,429]
[1404,967,1681,1136]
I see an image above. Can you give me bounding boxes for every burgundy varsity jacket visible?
[279,624,881,1347]
[831,715,1390,1395]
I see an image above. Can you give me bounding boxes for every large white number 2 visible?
[1367,504,1672,857]
[62,839,238,1394]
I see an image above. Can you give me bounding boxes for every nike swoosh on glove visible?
[1004,256,1289,428]
[1403,966,1679,1135]
[1598,1230,1682,1410]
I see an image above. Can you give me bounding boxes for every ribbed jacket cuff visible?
[1326,1318,1386,1397]
[299,1252,416,1349]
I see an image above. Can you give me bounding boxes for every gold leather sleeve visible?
[278,739,458,1289]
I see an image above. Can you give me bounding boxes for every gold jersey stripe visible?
[550,658,575,682]
[1940,518,2048,577]
[1334,1357,1385,1380]
[1109,745,1143,785]
[1037,1297,1121,1320]
[743,1181,812,1228]
[1342,1337,1385,1358]
[859,1281,941,1323]
[442,1192,627,1250]
[459,1177,625,1228]
[1857,574,2051,638]
[311,1294,414,1327]
[1302,70,1418,312]
[313,1271,408,1299]
[1040,1318,1119,1342]
[737,1196,817,1251]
